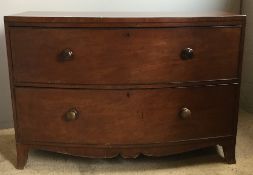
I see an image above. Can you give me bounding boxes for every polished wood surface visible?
[15,85,236,144]
[7,11,244,17]
[4,12,246,169]
[11,27,240,84]
[5,11,245,24]
[17,136,234,159]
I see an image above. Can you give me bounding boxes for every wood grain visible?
[4,11,245,24]
[4,12,245,169]
[11,27,241,85]
[15,85,237,145]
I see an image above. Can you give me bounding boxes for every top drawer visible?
[10,27,241,85]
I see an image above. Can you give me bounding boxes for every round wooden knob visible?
[65,108,79,121]
[181,48,194,60]
[60,48,73,61]
[179,107,191,119]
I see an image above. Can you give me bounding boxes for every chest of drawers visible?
[4,12,246,169]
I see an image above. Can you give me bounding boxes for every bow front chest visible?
[4,12,246,169]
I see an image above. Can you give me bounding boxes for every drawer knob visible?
[179,107,191,119]
[181,48,194,60]
[65,108,79,121]
[60,48,73,61]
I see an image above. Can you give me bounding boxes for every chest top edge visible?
[4,11,246,26]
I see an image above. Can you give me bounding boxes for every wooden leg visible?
[221,141,236,164]
[16,143,29,169]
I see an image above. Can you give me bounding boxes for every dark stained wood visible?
[15,135,235,168]
[232,16,246,143]
[4,19,20,142]
[237,17,246,79]
[6,11,243,17]
[4,12,245,169]
[11,27,241,85]
[220,138,236,164]
[16,143,29,169]
[14,79,240,90]
[4,11,245,24]
[25,136,233,158]
[15,85,237,144]
[5,21,245,28]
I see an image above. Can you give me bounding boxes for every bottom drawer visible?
[15,85,237,145]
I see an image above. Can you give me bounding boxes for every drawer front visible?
[15,86,237,145]
[11,27,241,84]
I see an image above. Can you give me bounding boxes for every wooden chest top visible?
[5,11,245,24]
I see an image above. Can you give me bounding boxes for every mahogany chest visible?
[4,12,246,169]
